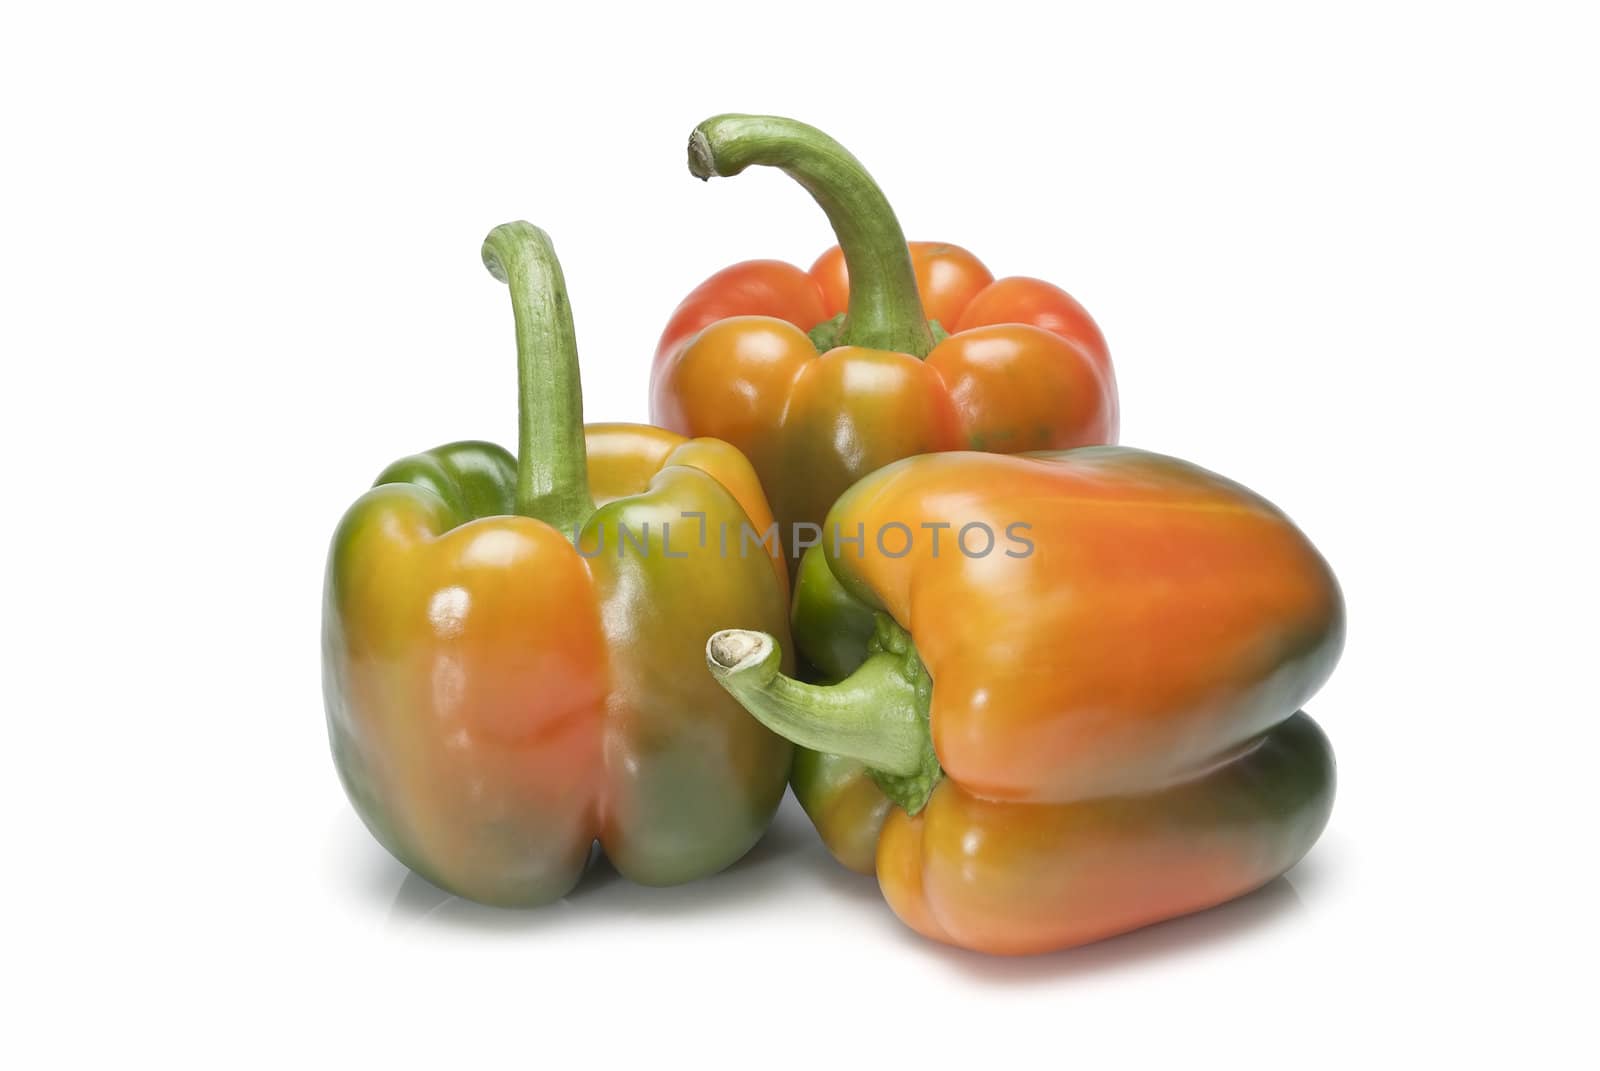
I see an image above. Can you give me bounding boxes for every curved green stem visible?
[481,222,593,531]
[688,114,935,358]
[706,616,941,813]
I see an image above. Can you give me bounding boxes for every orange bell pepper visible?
[652,115,1118,567]
[707,446,1342,954]
[324,223,793,906]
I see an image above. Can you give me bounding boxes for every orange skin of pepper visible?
[324,424,790,905]
[876,715,1333,954]
[650,243,1118,555]
[806,448,1343,954]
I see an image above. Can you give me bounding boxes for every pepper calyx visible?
[706,613,941,815]
[809,314,949,356]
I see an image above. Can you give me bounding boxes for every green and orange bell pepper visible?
[651,114,1118,566]
[323,222,793,906]
[708,446,1341,954]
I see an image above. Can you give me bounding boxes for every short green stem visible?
[689,114,936,358]
[706,615,941,813]
[481,222,593,531]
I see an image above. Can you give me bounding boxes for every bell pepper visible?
[651,114,1118,566]
[707,446,1342,954]
[323,222,793,907]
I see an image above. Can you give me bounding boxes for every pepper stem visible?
[706,616,941,813]
[688,114,936,358]
[481,222,593,531]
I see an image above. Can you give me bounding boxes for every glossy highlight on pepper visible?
[323,222,793,907]
[708,447,1342,954]
[652,114,1118,567]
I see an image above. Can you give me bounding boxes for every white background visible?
[4,1,1596,1065]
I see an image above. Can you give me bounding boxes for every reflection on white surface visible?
[366,791,1312,978]
[379,792,870,933]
